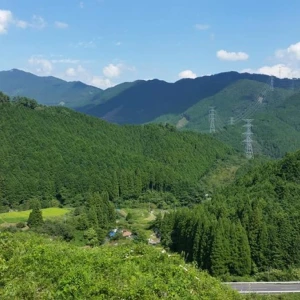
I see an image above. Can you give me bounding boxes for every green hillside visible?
[158,149,300,278]
[155,79,300,158]
[2,70,300,158]
[0,94,232,211]
[79,72,289,124]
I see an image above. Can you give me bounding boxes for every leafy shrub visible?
[16,222,26,229]
[0,232,241,299]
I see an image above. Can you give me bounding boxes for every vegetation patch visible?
[0,208,70,224]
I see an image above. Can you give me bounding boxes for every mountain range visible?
[1,68,300,158]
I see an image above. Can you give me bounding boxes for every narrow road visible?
[225,282,300,294]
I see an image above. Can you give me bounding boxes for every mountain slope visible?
[0,69,102,107]
[154,79,300,158]
[0,69,143,108]
[0,98,232,211]
[77,72,297,124]
[158,149,300,277]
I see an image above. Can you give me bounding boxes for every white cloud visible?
[103,63,122,78]
[51,59,79,64]
[243,41,300,79]
[0,10,46,34]
[31,15,46,29]
[74,40,96,48]
[64,65,86,77]
[54,21,68,29]
[28,56,53,75]
[65,67,77,77]
[115,41,122,46]
[79,1,84,8]
[275,42,300,61]
[0,10,13,34]
[242,64,300,79]
[91,76,113,89]
[27,55,135,89]
[63,65,114,89]
[217,50,249,61]
[15,19,28,29]
[178,70,197,79]
[195,24,210,31]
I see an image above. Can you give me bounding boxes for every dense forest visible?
[157,150,300,277]
[0,232,240,299]
[0,92,232,211]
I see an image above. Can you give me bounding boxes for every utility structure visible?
[243,119,254,159]
[209,107,216,133]
[229,117,234,125]
[292,78,295,91]
[270,76,274,92]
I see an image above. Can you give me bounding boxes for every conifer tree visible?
[210,220,230,276]
[27,200,43,228]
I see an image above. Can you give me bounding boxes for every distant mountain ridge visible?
[77,72,299,125]
[78,72,279,124]
[0,69,141,108]
[0,69,103,107]
[1,68,300,158]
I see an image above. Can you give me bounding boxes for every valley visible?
[1,72,300,299]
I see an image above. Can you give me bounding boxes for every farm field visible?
[0,207,70,225]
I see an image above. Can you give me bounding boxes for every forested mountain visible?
[2,69,300,158]
[158,149,300,277]
[0,69,140,108]
[162,80,300,158]
[78,72,292,124]
[0,93,232,211]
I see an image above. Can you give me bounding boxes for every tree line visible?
[157,150,300,277]
[0,91,231,211]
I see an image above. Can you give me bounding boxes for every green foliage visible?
[27,206,43,228]
[16,222,25,229]
[83,228,99,246]
[155,80,300,158]
[0,91,9,103]
[0,98,230,210]
[0,207,70,224]
[159,150,300,277]
[12,96,38,109]
[35,219,74,242]
[0,232,240,299]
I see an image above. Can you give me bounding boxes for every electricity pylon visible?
[243,119,254,159]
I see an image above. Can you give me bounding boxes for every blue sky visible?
[1,0,300,89]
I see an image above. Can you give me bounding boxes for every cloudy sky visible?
[1,0,300,89]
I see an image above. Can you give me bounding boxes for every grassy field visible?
[0,207,70,224]
[114,207,165,243]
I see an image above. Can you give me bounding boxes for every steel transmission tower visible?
[230,117,234,125]
[209,107,216,133]
[243,119,254,159]
[270,76,274,91]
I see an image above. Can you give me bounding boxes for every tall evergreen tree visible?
[27,201,44,228]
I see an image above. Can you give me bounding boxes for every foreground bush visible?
[0,232,240,299]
